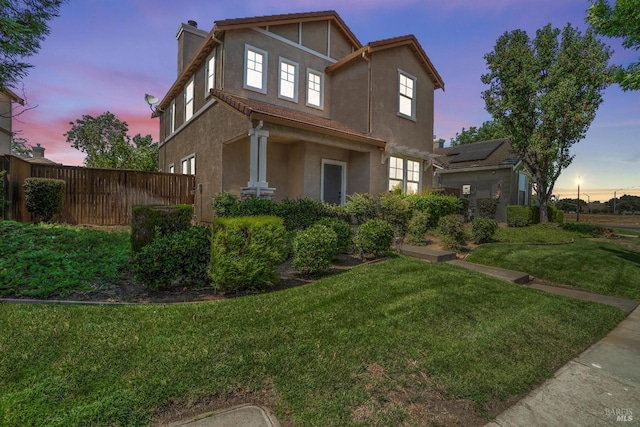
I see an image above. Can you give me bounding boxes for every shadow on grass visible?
[599,245,640,266]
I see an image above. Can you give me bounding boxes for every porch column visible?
[243,121,275,199]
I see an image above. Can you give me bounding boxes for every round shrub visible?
[438,214,467,251]
[471,217,498,244]
[133,225,211,290]
[292,224,338,275]
[23,177,65,223]
[345,193,377,224]
[315,217,353,253]
[378,192,411,239]
[407,211,430,244]
[210,216,288,293]
[212,191,240,217]
[353,219,394,258]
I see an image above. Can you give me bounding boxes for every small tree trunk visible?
[539,196,549,224]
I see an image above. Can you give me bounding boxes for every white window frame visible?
[181,153,196,175]
[278,57,298,102]
[169,100,175,134]
[398,69,416,120]
[169,163,175,174]
[388,156,421,194]
[244,45,267,93]
[306,69,324,109]
[206,48,216,94]
[185,77,195,122]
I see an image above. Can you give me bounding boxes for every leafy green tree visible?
[0,0,66,89]
[450,120,508,146]
[11,132,31,156]
[587,0,640,91]
[65,111,158,171]
[481,24,612,223]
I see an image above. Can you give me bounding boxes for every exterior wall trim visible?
[160,98,217,147]
[251,27,337,63]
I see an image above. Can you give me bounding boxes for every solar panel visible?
[447,140,504,163]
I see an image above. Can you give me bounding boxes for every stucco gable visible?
[326,35,444,90]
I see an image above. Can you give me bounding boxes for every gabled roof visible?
[214,10,361,48]
[326,35,445,90]
[210,89,385,147]
[433,138,520,170]
[155,10,362,116]
[1,87,25,105]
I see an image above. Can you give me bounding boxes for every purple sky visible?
[14,0,640,201]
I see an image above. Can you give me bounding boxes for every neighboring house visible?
[24,144,60,165]
[432,138,532,222]
[0,87,25,156]
[154,10,444,222]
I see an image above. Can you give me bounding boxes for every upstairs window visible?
[206,48,216,94]
[279,58,298,101]
[245,45,267,93]
[185,77,194,121]
[307,69,323,109]
[388,156,420,194]
[398,70,416,119]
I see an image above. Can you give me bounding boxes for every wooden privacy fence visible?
[1,155,195,226]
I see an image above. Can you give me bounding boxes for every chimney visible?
[32,143,45,158]
[433,136,445,150]
[176,20,207,76]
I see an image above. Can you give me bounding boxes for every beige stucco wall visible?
[159,102,249,222]
[369,46,435,153]
[330,58,369,134]
[221,29,334,117]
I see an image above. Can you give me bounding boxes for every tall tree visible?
[0,0,66,89]
[587,0,640,91]
[65,111,158,171]
[450,120,508,146]
[481,24,612,223]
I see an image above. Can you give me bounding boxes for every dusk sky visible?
[13,0,640,202]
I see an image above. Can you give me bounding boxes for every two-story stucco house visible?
[154,10,444,222]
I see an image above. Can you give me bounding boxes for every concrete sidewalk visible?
[486,304,640,426]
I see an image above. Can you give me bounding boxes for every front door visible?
[322,161,345,205]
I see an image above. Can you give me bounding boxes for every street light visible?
[576,176,581,222]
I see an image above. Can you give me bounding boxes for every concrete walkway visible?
[401,245,640,426]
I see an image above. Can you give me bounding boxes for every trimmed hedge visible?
[292,224,338,275]
[133,226,211,290]
[130,204,193,253]
[471,217,498,244]
[438,214,467,251]
[378,192,411,239]
[23,177,65,223]
[405,193,462,227]
[353,219,394,258]
[345,193,377,224]
[477,198,498,219]
[211,193,349,231]
[210,216,288,292]
[407,211,430,244]
[315,217,353,253]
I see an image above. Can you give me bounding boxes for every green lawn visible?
[468,224,640,300]
[0,256,624,426]
[0,221,130,298]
